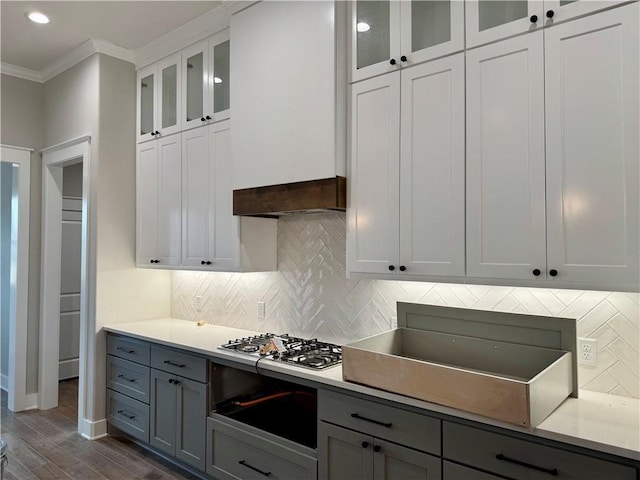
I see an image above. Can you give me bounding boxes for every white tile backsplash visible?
[171,213,640,398]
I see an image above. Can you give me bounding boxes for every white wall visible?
[1,73,44,394]
[172,213,640,399]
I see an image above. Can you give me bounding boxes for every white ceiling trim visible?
[2,38,134,83]
[134,1,251,69]
[1,62,43,83]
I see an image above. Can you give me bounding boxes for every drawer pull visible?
[163,360,186,368]
[117,374,136,383]
[239,460,271,477]
[116,409,136,420]
[351,413,392,428]
[496,453,558,476]
[116,347,135,354]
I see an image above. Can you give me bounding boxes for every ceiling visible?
[1,1,221,72]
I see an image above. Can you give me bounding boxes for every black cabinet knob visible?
[532,268,541,276]
[373,445,381,453]
[389,58,396,65]
[154,130,160,136]
[388,265,395,271]
[206,261,212,265]
[361,441,369,449]
[546,9,554,18]
[530,14,538,23]
[201,261,206,265]
[206,115,212,120]
[150,131,156,136]
[201,117,206,122]
[400,55,407,62]
[399,266,406,272]
[549,269,558,277]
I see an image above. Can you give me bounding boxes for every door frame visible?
[1,145,31,412]
[39,136,98,438]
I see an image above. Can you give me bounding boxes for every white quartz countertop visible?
[103,318,640,462]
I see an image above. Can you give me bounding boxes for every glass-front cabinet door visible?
[157,53,182,138]
[181,30,230,130]
[351,1,463,83]
[543,0,626,24]
[399,0,464,67]
[137,64,157,143]
[466,0,544,48]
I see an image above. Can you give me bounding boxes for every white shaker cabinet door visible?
[137,141,160,266]
[156,134,182,267]
[466,32,547,281]
[399,53,465,277]
[544,3,639,288]
[347,72,401,275]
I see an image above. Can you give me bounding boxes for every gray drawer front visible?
[444,461,504,480]
[107,335,150,365]
[107,355,150,404]
[443,422,636,480]
[207,416,317,480]
[151,345,207,382]
[107,389,149,443]
[318,389,441,456]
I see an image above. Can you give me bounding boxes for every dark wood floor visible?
[1,380,200,479]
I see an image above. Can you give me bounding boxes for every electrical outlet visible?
[578,337,597,366]
[257,301,266,319]
[194,295,203,313]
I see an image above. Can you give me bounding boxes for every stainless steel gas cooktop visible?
[219,333,342,370]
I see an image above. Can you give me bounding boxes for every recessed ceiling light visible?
[26,11,50,24]
[356,22,370,33]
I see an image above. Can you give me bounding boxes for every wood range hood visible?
[233,177,346,218]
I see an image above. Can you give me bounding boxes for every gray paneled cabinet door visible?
[176,377,207,470]
[150,369,207,471]
[319,422,440,480]
[150,369,176,455]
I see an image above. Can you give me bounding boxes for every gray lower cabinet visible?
[443,421,637,480]
[150,368,207,471]
[443,461,505,480]
[318,422,441,480]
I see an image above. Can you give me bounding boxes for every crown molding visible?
[91,38,136,65]
[134,2,239,69]
[1,63,44,83]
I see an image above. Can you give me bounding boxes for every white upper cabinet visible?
[231,0,346,190]
[466,32,547,281]
[181,30,230,132]
[544,3,639,288]
[136,134,182,267]
[348,54,465,278]
[137,53,182,143]
[351,0,464,83]
[465,0,628,48]
[467,2,639,289]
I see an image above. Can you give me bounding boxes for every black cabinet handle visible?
[239,460,271,477]
[201,117,206,122]
[163,360,186,368]
[399,265,406,272]
[532,268,541,276]
[351,413,392,428]
[373,445,381,453]
[546,9,554,18]
[388,265,395,271]
[150,259,160,264]
[116,409,136,420]
[117,374,136,383]
[206,115,212,120]
[530,14,538,23]
[496,453,558,476]
[206,261,212,265]
[549,269,558,277]
[400,55,407,62]
[154,130,160,135]
[116,347,135,354]
[389,58,396,65]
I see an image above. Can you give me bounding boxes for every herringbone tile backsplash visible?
[172,213,640,399]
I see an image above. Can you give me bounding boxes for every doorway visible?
[0,145,31,412]
[39,137,97,438]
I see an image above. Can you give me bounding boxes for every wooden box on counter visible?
[342,303,577,429]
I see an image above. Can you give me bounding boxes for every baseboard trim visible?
[81,418,108,440]
[23,393,38,410]
[0,373,8,391]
